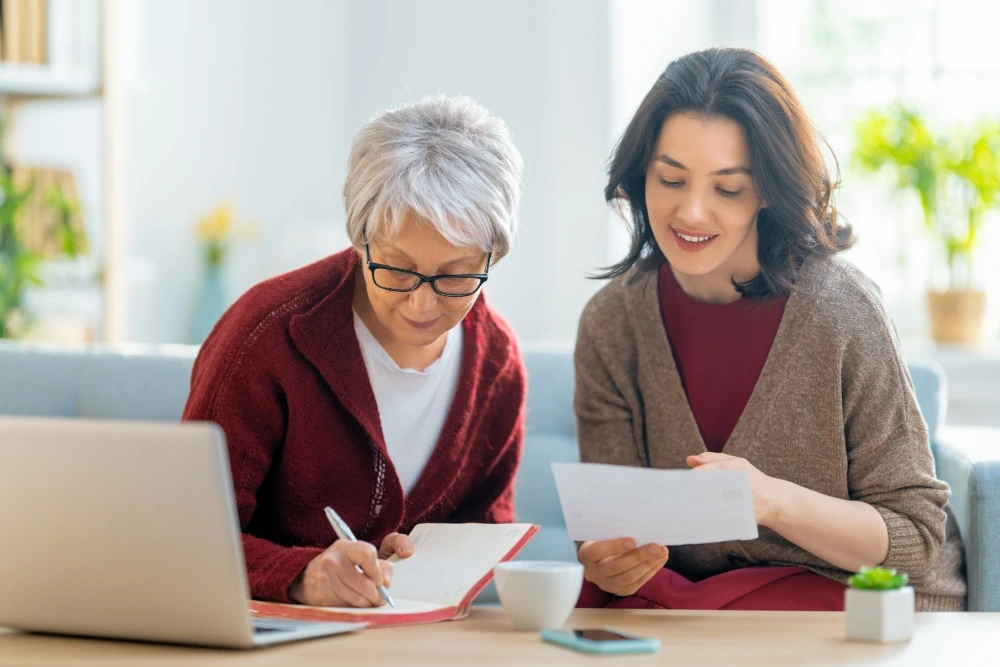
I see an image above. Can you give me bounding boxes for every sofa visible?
[0,340,996,610]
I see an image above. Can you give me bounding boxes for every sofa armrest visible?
[934,425,1000,611]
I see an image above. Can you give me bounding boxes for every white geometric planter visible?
[845,586,915,643]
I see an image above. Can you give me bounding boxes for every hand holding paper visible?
[577,538,669,597]
[552,462,759,545]
[686,451,781,526]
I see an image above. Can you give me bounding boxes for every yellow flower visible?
[195,202,235,243]
[193,201,257,268]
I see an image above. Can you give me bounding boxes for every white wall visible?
[120,0,614,344]
[10,0,741,344]
[122,0,348,343]
[335,0,612,343]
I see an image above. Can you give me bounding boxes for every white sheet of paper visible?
[552,462,759,545]
[385,523,535,606]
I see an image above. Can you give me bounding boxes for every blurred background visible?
[1,0,998,423]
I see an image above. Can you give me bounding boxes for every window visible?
[757,0,1000,338]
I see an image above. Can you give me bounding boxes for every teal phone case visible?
[540,629,661,655]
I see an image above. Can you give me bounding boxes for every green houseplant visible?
[847,566,909,591]
[0,165,40,338]
[845,566,914,643]
[0,165,86,339]
[852,105,1000,345]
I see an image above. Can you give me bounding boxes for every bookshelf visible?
[0,0,107,342]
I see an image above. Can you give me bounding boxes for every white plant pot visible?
[845,586,915,643]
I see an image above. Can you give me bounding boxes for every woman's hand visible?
[577,538,669,597]
[686,452,785,527]
[289,532,414,607]
[378,532,414,560]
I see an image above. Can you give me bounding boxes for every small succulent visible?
[847,566,910,591]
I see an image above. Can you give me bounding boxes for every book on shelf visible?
[2,0,22,63]
[22,0,47,64]
[1,0,47,65]
[0,0,95,70]
[250,522,539,627]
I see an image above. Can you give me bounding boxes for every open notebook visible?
[249,522,539,627]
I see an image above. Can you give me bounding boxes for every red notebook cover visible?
[249,523,540,628]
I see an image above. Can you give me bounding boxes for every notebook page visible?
[387,523,534,606]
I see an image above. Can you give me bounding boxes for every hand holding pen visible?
[287,506,414,608]
[324,506,396,607]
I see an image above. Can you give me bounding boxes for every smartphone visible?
[540,628,661,655]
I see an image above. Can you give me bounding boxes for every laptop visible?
[0,416,365,648]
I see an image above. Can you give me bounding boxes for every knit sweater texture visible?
[574,257,966,611]
[183,248,526,602]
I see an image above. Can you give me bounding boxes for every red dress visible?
[578,263,846,611]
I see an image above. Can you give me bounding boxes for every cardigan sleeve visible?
[450,348,526,524]
[573,292,647,468]
[840,294,949,578]
[183,310,322,603]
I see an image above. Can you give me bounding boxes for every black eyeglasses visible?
[364,238,491,298]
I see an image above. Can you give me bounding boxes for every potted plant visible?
[852,105,1000,345]
[845,566,914,643]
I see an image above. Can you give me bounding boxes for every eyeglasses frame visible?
[363,234,492,298]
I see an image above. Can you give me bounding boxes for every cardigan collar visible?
[625,257,833,466]
[288,249,383,450]
[286,247,490,526]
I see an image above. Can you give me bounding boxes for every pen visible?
[324,506,395,608]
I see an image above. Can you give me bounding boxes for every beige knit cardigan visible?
[574,257,966,611]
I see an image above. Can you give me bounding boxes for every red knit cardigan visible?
[182,248,526,602]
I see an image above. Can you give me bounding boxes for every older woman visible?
[183,95,525,608]
[574,48,965,611]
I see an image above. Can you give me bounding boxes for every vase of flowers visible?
[845,566,914,643]
[189,202,253,344]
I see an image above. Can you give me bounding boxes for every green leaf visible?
[847,566,910,590]
[851,105,1000,286]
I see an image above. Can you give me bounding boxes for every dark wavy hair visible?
[599,47,854,297]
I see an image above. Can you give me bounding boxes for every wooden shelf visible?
[0,63,99,96]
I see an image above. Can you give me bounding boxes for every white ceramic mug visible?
[493,560,584,631]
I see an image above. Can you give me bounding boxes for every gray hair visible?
[344,95,523,260]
